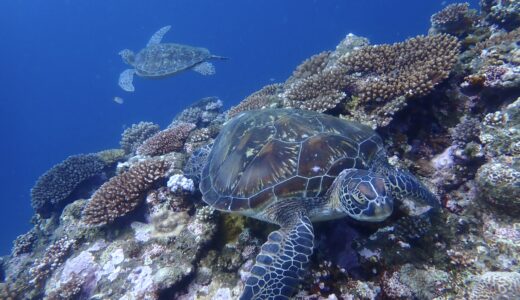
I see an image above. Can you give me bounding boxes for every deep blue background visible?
[0,0,478,255]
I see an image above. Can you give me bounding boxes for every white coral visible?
[167,174,195,193]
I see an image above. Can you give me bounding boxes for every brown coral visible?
[474,27,520,53]
[430,3,476,36]
[285,51,331,85]
[120,121,160,154]
[283,66,354,112]
[29,236,76,286]
[339,34,460,103]
[227,83,283,118]
[82,159,171,225]
[136,123,195,156]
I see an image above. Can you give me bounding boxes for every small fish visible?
[113,96,124,104]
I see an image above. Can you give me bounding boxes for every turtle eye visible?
[352,189,368,205]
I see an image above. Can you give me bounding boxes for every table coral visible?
[31,153,106,217]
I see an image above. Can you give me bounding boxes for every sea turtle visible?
[199,109,440,299]
[118,25,227,92]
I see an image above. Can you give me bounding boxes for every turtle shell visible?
[134,43,211,77]
[200,109,384,214]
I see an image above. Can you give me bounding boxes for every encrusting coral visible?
[120,121,160,154]
[82,159,171,225]
[31,153,106,217]
[136,123,195,156]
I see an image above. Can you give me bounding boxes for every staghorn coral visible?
[120,121,160,154]
[430,3,477,36]
[227,83,283,118]
[82,159,171,225]
[29,236,76,287]
[31,153,106,217]
[470,271,520,299]
[136,123,195,156]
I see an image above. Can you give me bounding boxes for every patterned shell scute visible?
[134,43,211,77]
[200,109,383,213]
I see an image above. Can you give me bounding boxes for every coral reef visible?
[136,123,195,156]
[82,159,171,225]
[31,153,106,217]
[481,0,520,30]
[3,2,520,299]
[120,121,160,154]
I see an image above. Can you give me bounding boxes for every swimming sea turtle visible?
[118,25,227,92]
[199,109,440,299]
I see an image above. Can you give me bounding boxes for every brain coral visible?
[31,154,106,217]
[470,271,520,299]
[82,159,171,225]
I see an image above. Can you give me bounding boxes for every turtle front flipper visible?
[387,169,441,213]
[241,213,314,300]
[147,25,171,46]
[118,69,136,92]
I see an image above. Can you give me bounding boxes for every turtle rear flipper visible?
[241,212,314,300]
[147,25,172,46]
[119,69,136,92]
[193,62,215,75]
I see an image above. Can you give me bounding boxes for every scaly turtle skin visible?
[200,108,440,300]
[118,25,227,92]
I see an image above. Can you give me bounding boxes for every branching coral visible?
[136,123,195,156]
[227,83,283,118]
[171,96,223,127]
[283,66,354,112]
[285,51,331,85]
[31,154,106,217]
[82,159,171,225]
[481,0,520,30]
[430,3,477,36]
[29,236,76,286]
[120,121,160,154]
[339,34,460,102]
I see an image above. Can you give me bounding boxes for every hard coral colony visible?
[1,1,520,300]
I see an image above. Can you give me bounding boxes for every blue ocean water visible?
[0,0,479,255]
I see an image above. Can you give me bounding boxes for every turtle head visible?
[119,49,135,65]
[334,169,394,222]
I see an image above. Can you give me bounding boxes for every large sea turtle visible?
[118,25,226,92]
[199,109,440,299]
